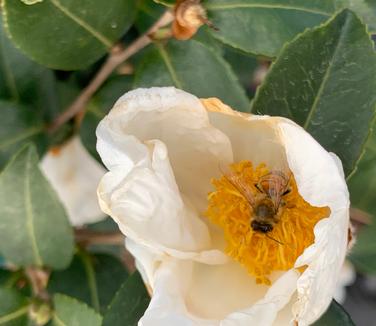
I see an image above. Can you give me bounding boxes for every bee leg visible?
[282,188,291,196]
[254,183,263,193]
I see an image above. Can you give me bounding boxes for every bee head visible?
[251,220,273,233]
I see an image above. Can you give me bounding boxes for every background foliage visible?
[1,0,376,324]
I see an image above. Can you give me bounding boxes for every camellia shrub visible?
[0,0,375,325]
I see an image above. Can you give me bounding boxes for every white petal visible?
[278,120,349,325]
[40,136,106,226]
[207,111,288,171]
[137,246,298,326]
[97,87,232,212]
[98,139,227,263]
[97,88,232,262]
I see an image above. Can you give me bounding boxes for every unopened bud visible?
[172,0,208,40]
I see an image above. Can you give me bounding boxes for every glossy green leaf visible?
[103,272,150,326]
[0,145,74,269]
[0,101,47,170]
[80,75,133,159]
[205,0,335,57]
[48,253,129,313]
[0,16,58,111]
[2,0,136,70]
[135,39,250,112]
[251,10,376,176]
[0,287,29,326]
[52,294,102,326]
[313,300,355,325]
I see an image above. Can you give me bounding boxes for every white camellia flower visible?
[40,136,106,227]
[96,87,350,326]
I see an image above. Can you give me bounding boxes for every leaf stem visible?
[74,229,124,246]
[0,305,29,324]
[48,10,174,133]
[78,250,100,312]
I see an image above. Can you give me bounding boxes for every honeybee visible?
[223,168,291,234]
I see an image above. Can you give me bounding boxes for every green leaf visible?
[0,101,47,170]
[2,0,136,70]
[52,294,102,326]
[0,16,59,118]
[0,287,29,326]
[135,39,250,112]
[205,0,336,57]
[348,126,376,215]
[0,144,74,269]
[224,47,259,97]
[251,10,376,176]
[339,0,376,32]
[80,75,133,160]
[313,300,355,326]
[136,0,165,34]
[103,272,150,326]
[48,253,129,313]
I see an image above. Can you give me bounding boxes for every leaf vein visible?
[206,3,331,16]
[156,44,183,89]
[303,15,351,129]
[49,0,112,48]
[25,150,43,266]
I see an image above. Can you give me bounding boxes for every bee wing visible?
[220,166,256,208]
[260,171,290,209]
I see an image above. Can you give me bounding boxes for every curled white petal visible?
[278,120,349,325]
[97,88,231,262]
[40,136,106,226]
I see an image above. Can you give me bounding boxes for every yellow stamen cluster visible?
[205,161,329,285]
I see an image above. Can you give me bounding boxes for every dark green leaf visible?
[80,75,133,159]
[52,294,102,326]
[103,272,150,326]
[348,126,376,214]
[0,16,58,113]
[0,101,47,170]
[2,0,136,70]
[205,0,336,57]
[0,144,74,269]
[313,300,355,326]
[135,39,250,112]
[136,0,165,34]
[0,269,11,285]
[224,47,259,97]
[251,10,376,176]
[0,287,29,326]
[48,253,128,313]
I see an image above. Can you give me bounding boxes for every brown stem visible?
[25,267,50,301]
[75,229,125,246]
[350,207,371,226]
[48,10,174,133]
